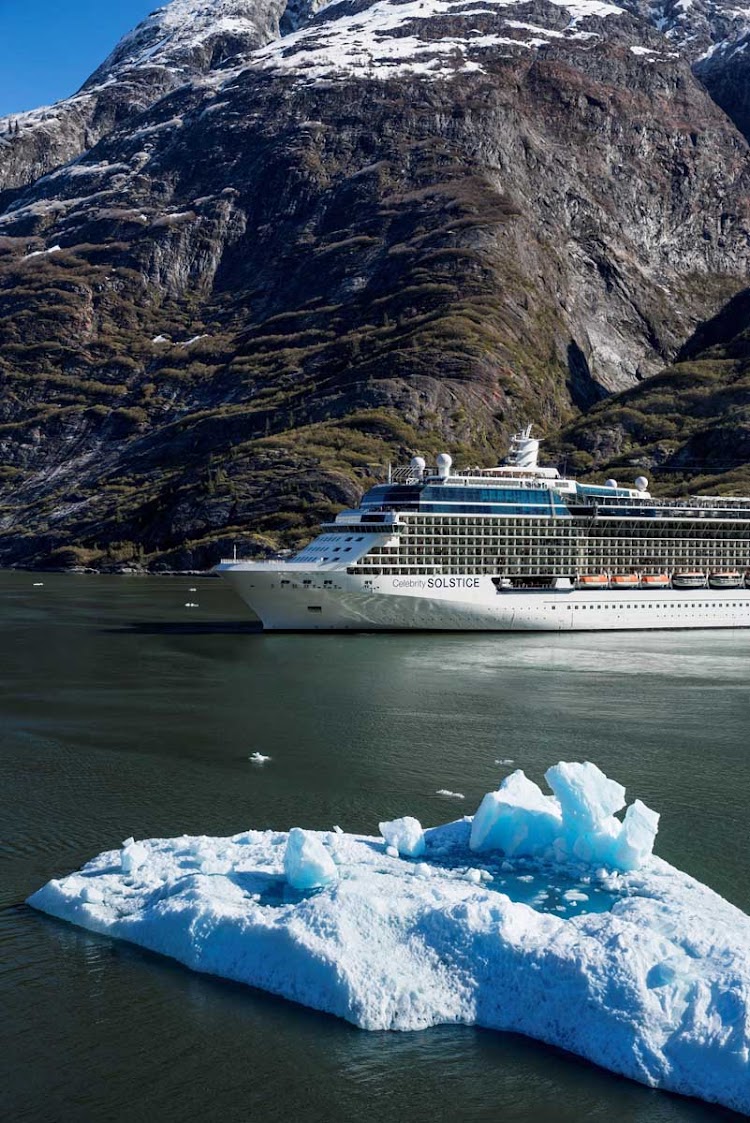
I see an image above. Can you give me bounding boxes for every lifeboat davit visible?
[672,571,707,589]
[708,571,742,589]
[577,574,609,588]
[610,574,640,588]
[641,573,670,588]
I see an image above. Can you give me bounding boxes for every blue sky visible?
[0,1,160,116]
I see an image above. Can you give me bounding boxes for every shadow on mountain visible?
[566,341,609,410]
[677,287,750,360]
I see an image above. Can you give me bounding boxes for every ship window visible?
[307,606,322,613]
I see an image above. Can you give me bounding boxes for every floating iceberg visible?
[28,763,750,1116]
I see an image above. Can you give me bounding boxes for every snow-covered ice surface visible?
[29,762,750,1116]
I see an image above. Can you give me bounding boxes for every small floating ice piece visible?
[436,789,465,799]
[379,816,425,858]
[249,752,271,764]
[283,828,338,891]
[184,602,199,608]
[33,582,44,587]
[495,758,515,765]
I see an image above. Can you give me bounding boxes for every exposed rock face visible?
[0,0,749,569]
[621,0,750,142]
[552,285,750,495]
[0,0,290,198]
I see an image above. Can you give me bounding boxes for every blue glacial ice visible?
[284,827,338,890]
[28,763,750,1116]
[471,762,660,872]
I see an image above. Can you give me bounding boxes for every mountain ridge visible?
[0,0,749,570]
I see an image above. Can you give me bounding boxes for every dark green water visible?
[1,572,748,1123]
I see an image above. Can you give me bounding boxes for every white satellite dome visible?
[436,452,452,478]
[634,476,649,492]
[410,455,426,478]
[605,479,618,489]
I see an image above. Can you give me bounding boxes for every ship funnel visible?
[506,424,540,469]
[436,452,452,479]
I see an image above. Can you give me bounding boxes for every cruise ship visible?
[216,427,750,631]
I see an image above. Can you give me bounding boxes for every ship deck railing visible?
[389,466,555,485]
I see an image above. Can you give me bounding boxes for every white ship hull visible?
[217,564,750,632]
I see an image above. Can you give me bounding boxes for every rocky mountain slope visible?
[552,284,750,493]
[0,0,749,569]
[622,0,750,142]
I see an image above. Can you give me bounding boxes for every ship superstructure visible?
[217,427,750,631]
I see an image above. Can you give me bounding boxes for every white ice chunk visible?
[471,763,658,873]
[284,828,338,891]
[612,799,660,872]
[120,838,148,874]
[470,770,562,857]
[378,816,425,857]
[546,761,626,828]
[563,889,590,903]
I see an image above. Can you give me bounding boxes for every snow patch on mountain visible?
[252,0,626,79]
[87,0,290,83]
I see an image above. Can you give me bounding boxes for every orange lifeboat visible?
[610,574,640,588]
[641,573,670,588]
[577,574,609,588]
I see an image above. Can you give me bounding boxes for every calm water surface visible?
[1,572,749,1122]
